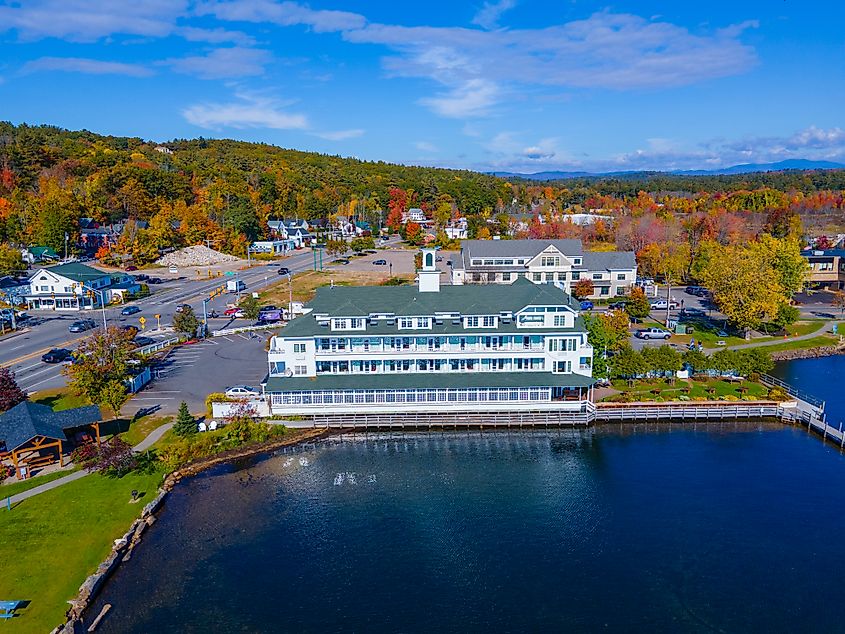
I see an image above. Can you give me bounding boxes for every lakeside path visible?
[4,421,174,506]
[725,321,835,351]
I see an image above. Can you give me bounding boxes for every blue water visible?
[89,421,845,633]
[772,355,845,425]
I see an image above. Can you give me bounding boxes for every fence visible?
[212,323,285,337]
[136,336,181,356]
[760,373,825,411]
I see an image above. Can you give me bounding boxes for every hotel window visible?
[293,343,306,353]
[294,365,307,375]
[533,273,542,282]
[571,271,581,280]
[400,318,413,328]
[600,287,609,296]
[573,258,582,265]
[553,315,567,327]
[350,318,364,328]
[592,273,602,280]
[332,318,348,329]
[482,316,495,327]
[819,262,834,271]
[502,272,512,281]
[416,317,430,328]
[465,316,480,328]
[617,273,626,280]
[541,256,559,267]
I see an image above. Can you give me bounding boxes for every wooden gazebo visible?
[0,402,103,480]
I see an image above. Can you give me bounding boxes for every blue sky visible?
[1,0,843,172]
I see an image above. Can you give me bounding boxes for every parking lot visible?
[128,332,272,416]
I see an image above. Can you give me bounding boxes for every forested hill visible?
[0,121,509,220]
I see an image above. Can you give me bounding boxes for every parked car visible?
[134,274,149,281]
[680,307,705,317]
[175,303,191,313]
[68,319,96,333]
[580,301,594,310]
[133,336,155,347]
[435,256,443,262]
[635,327,671,340]
[121,325,139,337]
[277,267,291,276]
[336,258,350,265]
[125,265,138,271]
[373,259,387,265]
[650,299,679,310]
[685,286,705,295]
[121,305,141,316]
[42,348,71,363]
[223,307,245,318]
[225,385,261,399]
[365,249,378,254]
[608,301,627,310]
[147,277,163,284]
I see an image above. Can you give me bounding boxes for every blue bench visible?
[0,601,21,618]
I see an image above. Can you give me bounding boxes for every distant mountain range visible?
[491,159,845,181]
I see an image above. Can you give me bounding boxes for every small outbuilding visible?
[0,402,103,480]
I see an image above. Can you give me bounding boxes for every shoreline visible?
[771,344,845,361]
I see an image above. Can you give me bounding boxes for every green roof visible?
[41,262,111,283]
[307,277,580,316]
[28,246,59,259]
[280,277,583,338]
[265,371,594,392]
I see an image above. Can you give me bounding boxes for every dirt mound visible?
[155,245,240,267]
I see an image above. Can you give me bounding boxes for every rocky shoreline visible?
[770,343,845,361]
[55,427,330,634]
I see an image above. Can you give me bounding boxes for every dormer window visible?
[573,258,582,266]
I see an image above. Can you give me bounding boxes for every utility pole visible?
[288,271,293,319]
[64,232,69,261]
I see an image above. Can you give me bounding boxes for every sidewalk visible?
[726,321,834,351]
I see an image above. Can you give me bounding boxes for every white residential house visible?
[444,218,468,240]
[403,208,428,224]
[263,248,594,416]
[451,239,637,299]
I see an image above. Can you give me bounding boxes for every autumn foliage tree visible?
[0,367,27,413]
[63,326,137,410]
[572,278,594,299]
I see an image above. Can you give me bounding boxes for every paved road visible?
[1,240,376,394]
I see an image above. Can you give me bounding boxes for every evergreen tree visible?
[173,401,196,437]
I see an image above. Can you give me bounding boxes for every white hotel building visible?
[452,239,637,299]
[264,249,595,417]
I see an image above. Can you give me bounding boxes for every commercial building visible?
[23,263,138,311]
[451,239,637,298]
[264,249,594,416]
[801,249,845,289]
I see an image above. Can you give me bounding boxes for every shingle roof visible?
[579,251,637,271]
[33,262,111,283]
[463,239,584,260]
[265,371,594,392]
[0,402,102,452]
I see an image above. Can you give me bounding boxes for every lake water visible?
[89,405,845,631]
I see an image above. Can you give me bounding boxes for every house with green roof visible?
[264,248,595,417]
[23,262,137,311]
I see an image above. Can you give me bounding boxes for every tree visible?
[325,239,348,256]
[572,278,594,299]
[0,366,26,413]
[700,244,784,335]
[239,294,260,320]
[610,346,646,384]
[72,436,137,478]
[100,379,129,419]
[64,326,136,407]
[0,243,24,276]
[642,345,681,378]
[833,291,845,315]
[625,286,650,320]
[173,306,200,338]
[386,187,408,232]
[403,221,423,245]
[173,401,196,437]
[681,348,710,374]
[350,236,375,252]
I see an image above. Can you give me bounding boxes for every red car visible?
[125,265,138,271]
[223,307,245,318]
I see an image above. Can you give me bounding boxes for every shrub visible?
[71,437,137,478]
[205,392,231,416]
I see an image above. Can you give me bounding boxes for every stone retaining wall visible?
[770,343,845,361]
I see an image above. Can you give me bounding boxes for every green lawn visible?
[0,470,164,633]
[760,334,840,353]
[31,389,91,411]
[672,320,826,349]
[119,414,173,447]
[603,378,770,402]
[0,468,78,499]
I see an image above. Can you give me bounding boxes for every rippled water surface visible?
[91,424,845,633]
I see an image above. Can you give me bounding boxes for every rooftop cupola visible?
[418,247,441,293]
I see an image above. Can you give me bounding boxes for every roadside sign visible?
[169,265,178,273]
[224,271,235,276]
[139,317,146,329]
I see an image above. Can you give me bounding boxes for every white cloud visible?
[314,129,365,140]
[0,0,187,41]
[183,92,308,130]
[471,0,517,30]
[197,0,366,33]
[162,47,271,79]
[21,57,153,77]
[344,12,758,117]
[415,141,438,153]
[420,78,499,118]
[176,26,256,46]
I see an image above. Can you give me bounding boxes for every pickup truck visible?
[635,327,671,340]
[650,299,679,310]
